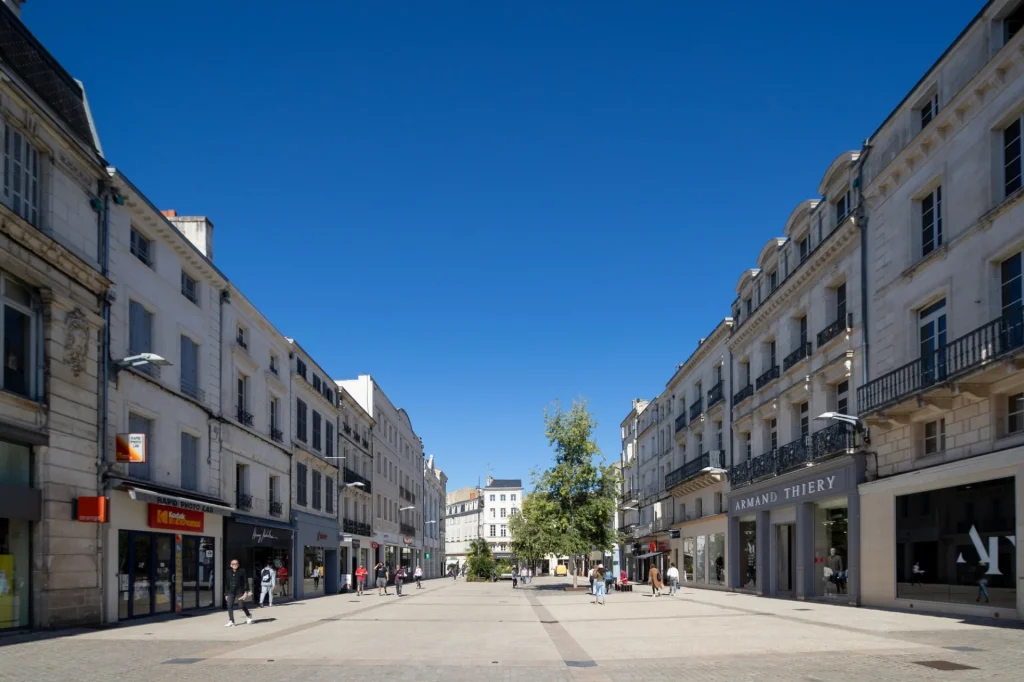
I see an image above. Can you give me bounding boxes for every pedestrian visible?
[258,561,276,607]
[395,564,407,596]
[311,564,321,591]
[512,568,518,589]
[911,562,925,587]
[414,564,423,589]
[648,563,663,597]
[224,558,253,626]
[591,564,606,605]
[666,562,680,596]
[976,561,990,603]
[355,563,368,596]
[604,566,614,593]
[528,567,533,584]
[375,561,389,596]
[277,563,289,596]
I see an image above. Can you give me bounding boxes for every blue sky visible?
[34,0,982,492]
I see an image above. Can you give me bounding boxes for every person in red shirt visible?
[277,564,289,596]
[355,563,368,596]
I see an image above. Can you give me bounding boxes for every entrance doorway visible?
[118,530,176,619]
[776,524,795,595]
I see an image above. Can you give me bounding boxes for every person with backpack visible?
[258,561,276,607]
[394,564,407,596]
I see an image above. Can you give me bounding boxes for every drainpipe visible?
[727,350,734,471]
[96,180,111,626]
[856,139,873,390]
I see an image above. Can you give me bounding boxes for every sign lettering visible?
[317,532,328,541]
[116,433,146,463]
[967,525,1017,575]
[251,528,279,544]
[731,475,838,513]
[148,503,204,532]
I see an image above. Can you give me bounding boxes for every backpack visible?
[261,567,272,584]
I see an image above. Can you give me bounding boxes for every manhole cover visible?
[914,661,978,671]
[945,646,985,652]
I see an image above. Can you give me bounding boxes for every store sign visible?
[148,503,204,532]
[371,541,379,549]
[251,528,280,545]
[648,541,657,553]
[317,532,329,541]
[116,433,146,463]
[402,537,413,546]
[75,496,109,523]
[730,468,851,513]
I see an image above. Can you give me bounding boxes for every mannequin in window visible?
[828,548,845,593]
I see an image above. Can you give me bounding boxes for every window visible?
[919,299,947,384]
[376,494,381,517]
[128,300,153,356]
[834,191,850,223]
[2,276,37,398]
[500,508,506,518]
[799,315,808,346]
[1002,252,1022,322]
[835,282,847,324]
[128,413,152,480]
[270,397,279,433]
[312,410,322,451]
[180,432,199,491]
[500,494,506,501]
[269,355,278,375]
[799,402,809,441]
[296,399,308,442]
[837,380,849,416]
[1006,3,1024,43]
[500,525,507,537]
[236,374,250,424]
[297,463,308,506]
[489,494,495,501]
[130,228,152,266]
[313,374,321,392]
[923,419,946,455]
[919,92,939,129]
[1008,393,1024,434]
[489,525,496,537]
[799,235,810,262]
[769,418,778,451]
[3,125,40,225]
[768,269,778,291]
[1005,118,1022,197]
[326,476,334,513]
[769,340,777,368]
[326,422,334,457]
[745,298,752,315]
[511,494,516,501]
[180,271,198,304]
[490,508,495,518]
[296,358,307,379]
[269,475,279,504]
[312,470,322,509]
[921,186,943,257]
[180,335,199,400]
[745,433,751,459]
[235,326,247,350]
[716,421,723,450]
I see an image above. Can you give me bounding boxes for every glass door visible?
[153,534,174,614]
[181,537,198,610]
[919,299,947,386]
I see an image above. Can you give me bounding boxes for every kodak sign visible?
[148,503,204,533]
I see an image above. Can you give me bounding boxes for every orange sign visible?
[148,503,204,532]
[116,433,147,463]
[75,496,109,523]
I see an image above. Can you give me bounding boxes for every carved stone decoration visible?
[63,307,90,377]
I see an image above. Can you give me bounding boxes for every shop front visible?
[223,516,294,598]
[860,448,1023,620]
[727,456,863,603]
[0,439,40,630]
[106,485,231,622]
[670,517,728,589]
[339,535,372,592]
[292,510,339,599]
[634,538,669,582]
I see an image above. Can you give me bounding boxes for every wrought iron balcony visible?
[236,408,254,427]
[728,422,856,489]
[618,523,638,537]
[400,523,416,536]
[689,399,703,422]
[782,341,812,372]
[620,488,639,508]
[269,500,283,517]
[755,365,780,390]
[706,381,724,409]
[665,450,725,490]
[236,492,253,511]
[816,315,847,348]
[344,467,372,495]
[343,518,373,536]
[674,413,686,433]
[343,424,352,435]
[361,437,369,447]
[236,333,248,350]
[270,427,283,443]
[733,384,754,405]
[858,311,1024,415]
[180,377,205,401]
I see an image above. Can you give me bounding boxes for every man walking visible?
[666,562,680,596]
[258,561,276,607]
[224,558,253,626]
[375,561,389,596]
[355,563,368,596]
[394,564,407,596]
[414,564,423,589]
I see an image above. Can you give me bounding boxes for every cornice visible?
[666,318,734,391]
[728,218,859,351]
[0,206,109,297]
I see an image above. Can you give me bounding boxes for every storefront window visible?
[895,477,1016,608]
[0,517,29,629]
[682,537,694,582]
[708,533,725,585]
[0,442,30,487]
[738,517,757,589]
[304,546,325,594]
[813,498,849,597]
[118,530,214,619]
[695,536,706,583]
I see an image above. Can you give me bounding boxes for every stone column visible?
[728,515,741,589]
[847,483,861,605]
[756,510,770,595]
[795,501,815,599]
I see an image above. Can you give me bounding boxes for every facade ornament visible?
[63,307,90,377]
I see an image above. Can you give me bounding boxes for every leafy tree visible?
[508,492,559,568]
[466,537,495,581]
[533,399,620,587]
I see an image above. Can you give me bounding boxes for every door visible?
[919,299,947,386]
[131,532,152,617]
[153,534,175,614]
[777,524,794,595]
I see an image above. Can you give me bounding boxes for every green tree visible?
[508,492,559,568]
[466,537,495,581]
[535,399,620,587]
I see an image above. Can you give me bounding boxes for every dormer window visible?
[918,91,939,129]
[745,298,752,315]
[768,269,778,292]
[799,235,810,262]
[236,326,247,349]
[834,191,851,224]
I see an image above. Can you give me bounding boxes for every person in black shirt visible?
[224,558,252,626]
[374,562,390,596]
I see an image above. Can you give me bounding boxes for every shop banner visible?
[148,503,204,532]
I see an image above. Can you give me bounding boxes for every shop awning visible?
[232,514,295,532]
[126,485,235,516]
[635,551,662,560]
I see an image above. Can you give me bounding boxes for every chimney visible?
[2,1,24,19]
[163,210,215,261]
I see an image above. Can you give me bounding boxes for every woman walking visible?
[648,563,663,597]
[414,564,423,589]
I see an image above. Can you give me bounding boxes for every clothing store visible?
[0,439,40,631]
[727,456,863,602]
[292,510,338,599]
[223,516,294,597]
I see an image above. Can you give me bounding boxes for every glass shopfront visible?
[0,517,29,629]
[223,519,293,597]
[895,477,1016,608]
[682,538,695,582]
[813,498,849,597]
[708,533,725,585]
[118,530,215,619]
[304,546,325,595]
[738,517,757,589]
[695,536,706,582]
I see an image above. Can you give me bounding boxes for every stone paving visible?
[1,577,1022,680]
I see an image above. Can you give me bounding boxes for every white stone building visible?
[857,0,1024,621]
[664,320,732,589]
[0,0,111,629]
[102,173,230,624]
[423,455,447,578]
[445,486,483,571]
[482,477,521,560]
[633,393,673,577]
[337,375,424,570]
[618,400,644,579]
[339,386,374,582]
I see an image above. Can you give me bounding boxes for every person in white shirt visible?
[666,563,680,596]
[258,561,277,608]
[414,564,424,589]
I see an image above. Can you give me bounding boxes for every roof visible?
[486,479,522,489]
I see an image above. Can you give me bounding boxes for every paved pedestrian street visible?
[1,578,1021,681]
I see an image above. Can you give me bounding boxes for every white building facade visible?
[423,455,447,578]
[339,386,374,585]
[482,478,521,560]
[445,486,483,571]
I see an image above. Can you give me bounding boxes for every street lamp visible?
[399,505,415,512]
[814,412,870,445]
[111,353,171,386]
[343,482,364,488]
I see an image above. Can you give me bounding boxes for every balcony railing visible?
[361,437,369,448]
[706,381,724,409]
[180,377,205,401]
[732,384,753,406]
[620,488,639,508]
[782,341,812,372]
[665,450,725,490]
[816,315,848,348]
[343,424,352,435]
[728,422,856,488]
[618,523,638,537]
[674,413,686,433]
[270,427,283,443]
[689,399,703,422]
[236,492,253,511]
[343,518,373,536]
[400,523,416,536]
[269,501,282,517]
[858,312,1024,414]
[755,365,780,390]
[344,467,372,495]
[237,409,254,427]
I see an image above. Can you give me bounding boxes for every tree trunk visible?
[570,555,578,587]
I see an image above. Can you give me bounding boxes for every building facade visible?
[857,0,1024,620]
[482,478,521,560]
[618,400,644,580]
[423,455,446,578]
[445,486,483,571]
[339,386,374,587]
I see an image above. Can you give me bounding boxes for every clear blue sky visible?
[34,0,981,492]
